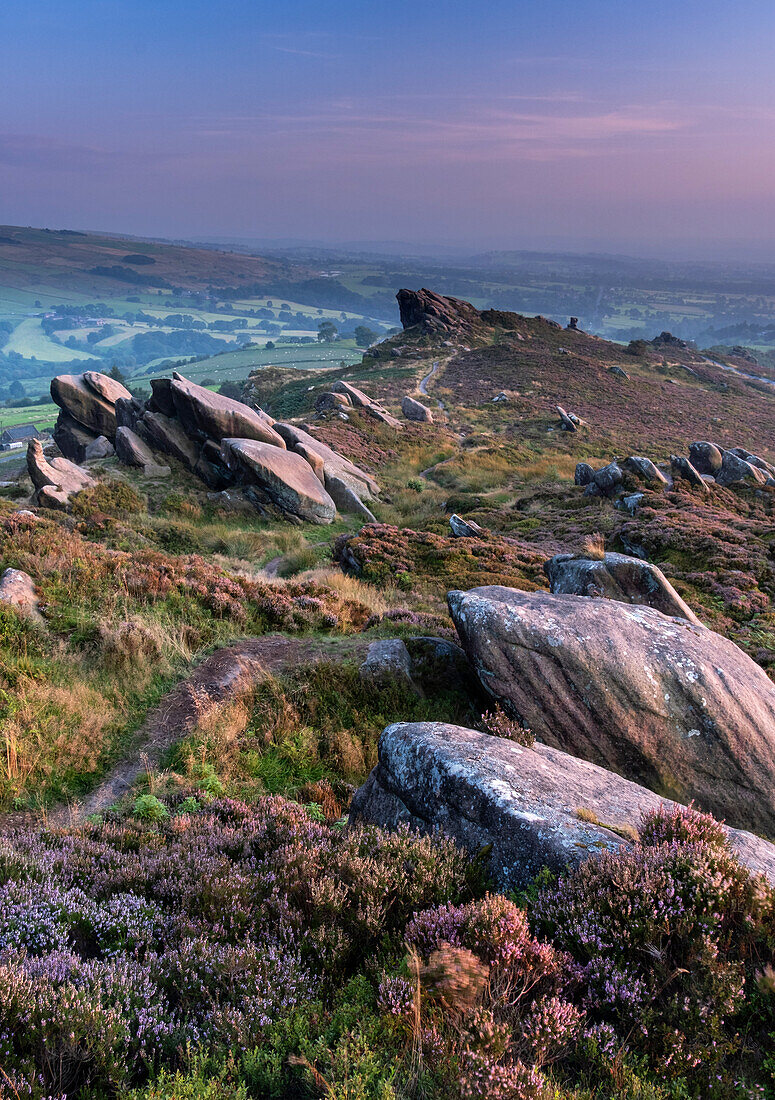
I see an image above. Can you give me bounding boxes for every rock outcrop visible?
[273,423,379,500]
[544,551,701,624]
[114,426,158,470]
[221,438,337,524]
[26,438,95,509]
[350,722,775,888]
[168,374,287,448]
[396,287,522,340]
[448,585,775,835]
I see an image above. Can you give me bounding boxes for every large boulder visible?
[325,475,377,522]
[448,585,775,835]
[273,423,379,500]
[50,372,131,439]
[544,551,700,625]
[26,438,95,508]
[169,375,286,448]
[350,722,775,889]
[221,438,337,524]
[401,395,433,423]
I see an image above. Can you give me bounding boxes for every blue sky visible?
[2,0,774,257]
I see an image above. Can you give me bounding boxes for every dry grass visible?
[296,567,395,615]
[580,532,606,560]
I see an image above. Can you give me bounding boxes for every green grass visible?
[4,317,99,361]
[0,401,58,432]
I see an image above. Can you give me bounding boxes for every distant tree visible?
[200,378,216,386]
[265,341,275,349]
[354,325,377,348]
[108,364,127,384]
[9,380,24,400]
[219,380,243,399]
[317,321,338,343]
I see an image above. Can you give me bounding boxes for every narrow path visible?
[701,356,775,389]
[418,360,445,409]
[48,633,369,825]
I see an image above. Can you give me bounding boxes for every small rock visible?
[608,365,630,379]
[0,568,42,623]
[622,456,669,486]
[115,426,157,469]
[617,492,644,515]
[84,435,114,461]
[449,514,484,538]
[556,405,582,431]
[315,392,351,413]
[592,462,623,493]
[325,475,377,522]
[688,442,723,476]
[359,639,421,695]
[716,451,772,488]
[574,463,595,486]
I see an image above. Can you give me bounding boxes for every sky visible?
[2,0,775,259]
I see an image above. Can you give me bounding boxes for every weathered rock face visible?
[315,391,351,413]
[325,475,377,522]
[169,375,286,448]
[401,395,433,423]
[329,380,402,429]
[50,372,131,440]
[84,436,114,461]
[26,438,95,508]
[591,461,623,493]
[221,438,337,524]
[556,405,583,432]
[114,426,157,470]
[397,287,484,336]
[574,462,594,486]
[448,585,775,835]
[544,551,701,625]
[52,411,100,464]
[350,723,775,888]
[731,447,775,480]
[140,411,200,470]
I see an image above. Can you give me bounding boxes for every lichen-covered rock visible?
[448,585,775,835]
[221,438,337,524]
[350,722,775,889]
[140,411,199,470]
[592,461,623,493]
[449,514,484,538]
[544,551,700,625]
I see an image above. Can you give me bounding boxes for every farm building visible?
[0,424,41,450]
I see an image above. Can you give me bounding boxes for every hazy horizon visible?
[3,0,775,262]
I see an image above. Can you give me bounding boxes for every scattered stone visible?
[359,639,421,695]
[0,568,42,624]
[350,722,775,889]
[574,462,595,486]
[365,405,403,429]
[221,438,337,525]
[544,551,700,624]
[592,461,623,493]
[492,391,509,403]
[567,316,579,330]
[401,395,433,423]
[688,441,723,476]
[449,514,484,538]
[670,454,710,491]
[330,380,375,408]
[617,492,644,515]
[556,405,582,431]
[729,447,775,480]
[608,365,630,379]
[623,456,669,486]
[448,585,775,835]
